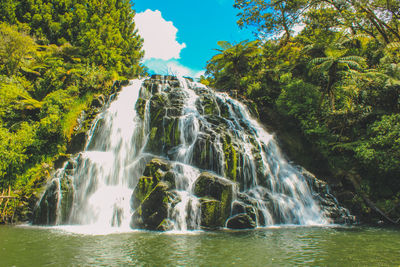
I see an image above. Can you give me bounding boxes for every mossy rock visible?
[194,172,234,228]
[156,218,174,231]
[59,177,74,223]
[149,93,169,126]
[90,94,105,109]
[199,198,226,229]
[226,214,256,229]
[67,131,86,154]
[32,175,74,225]
[135,98,147,120]
[132,176,155,210]
[162,117,181,152]
[222,134,238,182]
[32,180,59,225]
[191,134,221,173]
[199,94,219,116]
[132,158,172,208]
[194,172,234,202]
[143,158,171,176]
[131,181,172,230]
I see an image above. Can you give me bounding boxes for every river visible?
[1,225,399,266]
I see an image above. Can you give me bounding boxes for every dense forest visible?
[201,0,400,223]
[0,0,144,222]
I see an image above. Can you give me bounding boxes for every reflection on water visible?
[1,226,400,266]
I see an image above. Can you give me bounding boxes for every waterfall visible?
[33,76,353,233]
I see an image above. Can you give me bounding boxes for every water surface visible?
[1,226,399,266]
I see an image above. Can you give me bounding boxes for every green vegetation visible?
[204,0,400,223]
[0,0,144,223]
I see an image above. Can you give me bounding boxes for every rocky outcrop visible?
[227,214,257,229]
[302,169,356,224]
[130,158,176,231]
[131,181,173,231]
[194,172,234,229]
[32,170,74,225]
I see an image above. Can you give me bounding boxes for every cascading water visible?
[33,75,352,233]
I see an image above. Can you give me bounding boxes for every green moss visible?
[149,93,168,126]
[220,187,231,218]
[60,177,74,223]
[135,98,147,120]
[223,134,238,181]
[134,176,154,207]
[199,198,226,228]
[201,95,219,115]
[163,118,180,149]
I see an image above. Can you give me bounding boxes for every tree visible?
[234,0,308,41]
[2,0,144,78]
[309,47,365,110]
[0,23,37,76]
[206,40,261,94]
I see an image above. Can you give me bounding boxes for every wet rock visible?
[54,154,71,169]
[132,158,175,209]
[245,206,258,223]
[67,131,86,154]
[131,181,173,230]
[59,177,74,223]
[231,201,258,224]
[32,180,59,225]
[156,218,174,231]
[199,198,226,229]
[222,133,238,182]
[194,172,234,228]
[149,93,168,126]
[301,168,356,224]
[227,214,256,229]
[198,94,220,116]
[143,158,171,176]
[232,201,246,215]
[32,176,74,225]
[194,172,234,204]
[191,134,221,173]
[135,98,147,120]
[90,94,105,109]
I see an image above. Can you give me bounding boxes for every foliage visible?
[205,0,400,220]
[234,0,307,40]
[0,0,144,222]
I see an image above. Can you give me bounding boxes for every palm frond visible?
[386,42,400,50]
[339,60,362,70]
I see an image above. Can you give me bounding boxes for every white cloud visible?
[135,9,186,60]
[292,23,305,36]
[144,59,205,79]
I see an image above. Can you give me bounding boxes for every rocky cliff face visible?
[33,75,354,231]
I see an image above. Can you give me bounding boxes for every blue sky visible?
[133,0,254,78]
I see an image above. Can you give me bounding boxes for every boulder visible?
[131,181,172,230]
[32,180,59,225]
[194,172,234,228]
[194,172,234,204]
[226,214,257,229]
[132,158,174,209]
[67,131,86,154]
[199,198,226,229]
[231,200,258,224]
[143,158,171,176]
[32,176,74,225]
